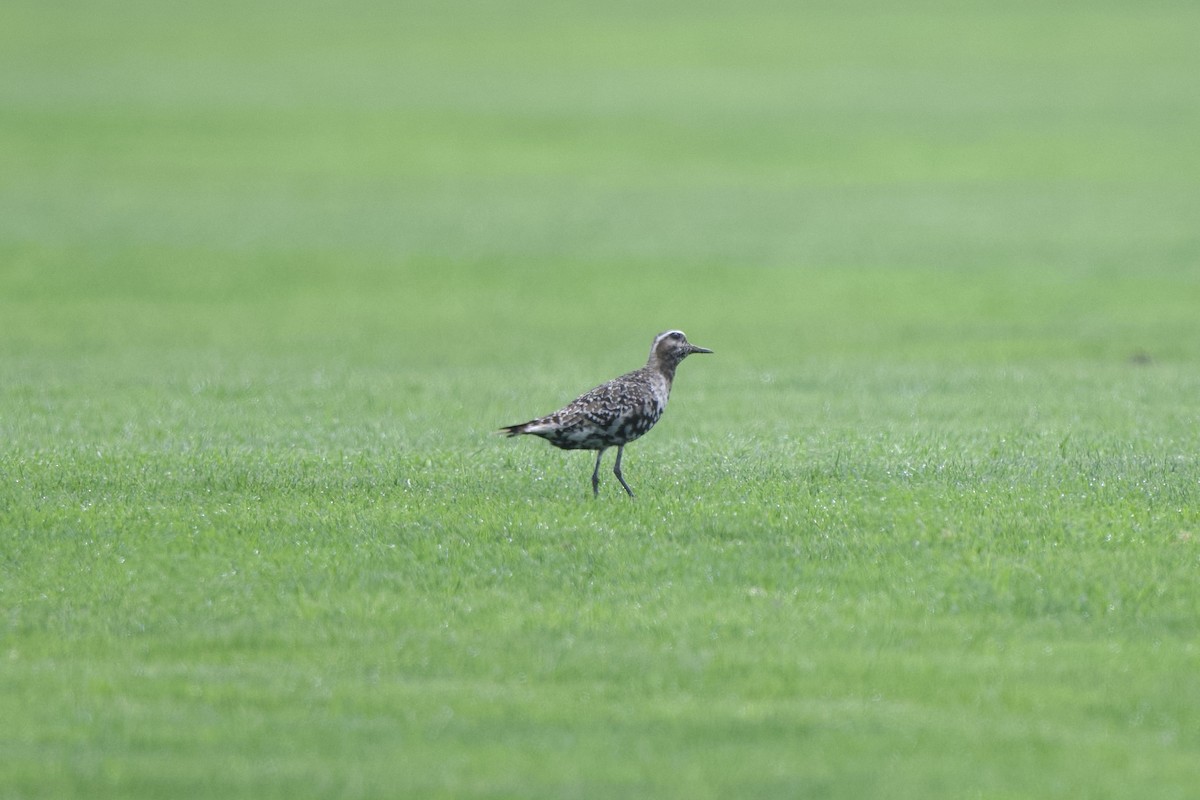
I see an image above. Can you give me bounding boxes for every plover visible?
[500,330,713,497]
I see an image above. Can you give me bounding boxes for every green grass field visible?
[3,1,1199,797]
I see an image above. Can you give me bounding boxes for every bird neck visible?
[647,355,679,384]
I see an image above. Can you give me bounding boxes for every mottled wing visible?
[559,374,642,429]
[518,370,643,449]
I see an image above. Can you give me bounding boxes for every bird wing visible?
[556,371,645,430]
[511,369,661,449]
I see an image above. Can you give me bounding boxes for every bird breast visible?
[648,372,671,410]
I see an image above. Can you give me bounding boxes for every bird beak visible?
[689,344,714,354]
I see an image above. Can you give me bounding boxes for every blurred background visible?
[2,0,1198,408]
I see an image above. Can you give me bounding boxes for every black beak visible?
[689,344,714,354]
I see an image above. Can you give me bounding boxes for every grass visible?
[3,0,1200,797]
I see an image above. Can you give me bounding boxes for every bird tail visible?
[498,421,532,437]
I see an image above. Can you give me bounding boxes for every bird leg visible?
[613,445,635,498]
[591,448,606,497]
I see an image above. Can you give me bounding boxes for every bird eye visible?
[669,332,683,340]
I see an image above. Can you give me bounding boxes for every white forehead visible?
[654,330,686,345]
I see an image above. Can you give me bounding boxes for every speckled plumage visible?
[500,330,712,497]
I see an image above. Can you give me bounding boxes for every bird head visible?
[649,330,713,369]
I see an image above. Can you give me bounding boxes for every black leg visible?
[613,445,634,498]
[591,448,606,497]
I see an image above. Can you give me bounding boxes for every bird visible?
[500,330,713,497]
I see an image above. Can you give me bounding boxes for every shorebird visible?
[500,330,713,497]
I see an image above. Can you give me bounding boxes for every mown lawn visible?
[2,1,1199,797]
